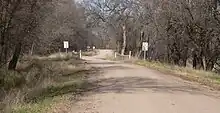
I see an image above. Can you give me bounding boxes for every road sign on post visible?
[142,42,148,51]
[63,41,69,53]
[142,42,148,60]
[64,41,69,48]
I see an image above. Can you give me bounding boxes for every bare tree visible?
[81,0,220,72]
[0,0,97,70]
[0,0,52,70]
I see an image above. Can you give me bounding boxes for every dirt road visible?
[71,49,220,113]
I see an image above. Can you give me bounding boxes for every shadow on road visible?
[82,65,219,98]
[69,56,220,99]
[88,76,202,95]
[86,62,118,65]
[91,77,203,94]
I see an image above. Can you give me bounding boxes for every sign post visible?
[142,42,148,60]
[63,41,69,53]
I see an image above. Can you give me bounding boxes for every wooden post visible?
[129,51,132,59]
[79,50,82,59]
[114,52,117,59]
[59,49,61,57]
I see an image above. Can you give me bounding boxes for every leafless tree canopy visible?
[0,0,98,70]
[80,0,220,71]
[1,0,220,71]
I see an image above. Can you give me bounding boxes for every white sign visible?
[142,42,148,51]
[63,41,69,49]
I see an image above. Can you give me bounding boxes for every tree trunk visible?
[8,42,22,70]
[193,54,197,69]
[3,40,8,65]
[193,55,203,70]
[192,49,203,70]
[121,25,126,55]
[136,31,144,58]
[202,56,207,70]
[29,42,35,56]
[193,50,198,69]
[181,48,188,67]
[116,40,121,53]
[182,58,187,67]
[206,59,215,71]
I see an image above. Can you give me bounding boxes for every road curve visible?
[71,49,220,113]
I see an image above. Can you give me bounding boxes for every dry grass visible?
[21,52,80,62]
[82,50,98,56]
[103,56,117,61]
[0,53,94,113]
[135,60,220,90]
[104,52,132,61]
[104,55,220,90]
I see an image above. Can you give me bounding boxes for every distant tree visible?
[0,0,97,70]
[80,0,220,71]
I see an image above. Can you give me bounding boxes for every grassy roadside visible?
[11,79,89,113]
[104,56,220,90]
[135,60,220,90]
[11,96,62,113]
[0,54,94,113]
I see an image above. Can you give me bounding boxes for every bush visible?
[0,54,91,113]
[0,70,25,91]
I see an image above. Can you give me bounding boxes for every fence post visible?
[114,52,117,59]
[129,51,132,59]
[79,50,82,59]
[59,49,61,56]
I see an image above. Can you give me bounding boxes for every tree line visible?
[80,0,220,71]
[1,0,220,72]
[0,0,100,70]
